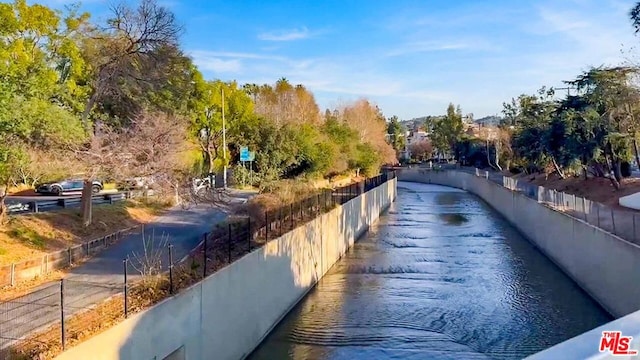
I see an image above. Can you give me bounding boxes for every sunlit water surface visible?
[249,182,611,360]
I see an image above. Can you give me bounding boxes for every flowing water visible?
[249,182,611,360]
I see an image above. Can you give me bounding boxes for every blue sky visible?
[40,0,639,120]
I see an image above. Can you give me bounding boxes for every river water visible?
[249,182,611,360]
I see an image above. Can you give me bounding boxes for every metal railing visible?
[0,171,396,358]
[0,227,137,288]
[468,168,640,245]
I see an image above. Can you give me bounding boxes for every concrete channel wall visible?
[54,178,397,360]
[397,169,640,319]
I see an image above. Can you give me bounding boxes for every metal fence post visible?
[582,198,587,222]
[203,233,208,278]
[60,279,65,350]
[279,208,283,237]
[168,244,174,295]
[228,223,232,263]
[10,263,15,287]
[611,209,616,234]
[265,211,269,242]
[123,258,128,318]
[247,217,251,252]
[324,190,328,210]
[290,203,294,229]
[332,188,335,207]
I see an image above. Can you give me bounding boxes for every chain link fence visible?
[469,168,640,245]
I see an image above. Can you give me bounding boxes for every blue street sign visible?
[240,146,250,161]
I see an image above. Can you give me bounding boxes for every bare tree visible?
[409,140,433,161]
[80,0,183,126]
[74,111,191,226]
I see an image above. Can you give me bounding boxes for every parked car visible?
[36,179,103,196]
[117,177,155,191]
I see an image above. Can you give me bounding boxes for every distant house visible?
[401,130,430,160]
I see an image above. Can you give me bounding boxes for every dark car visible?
[36,179,103,196]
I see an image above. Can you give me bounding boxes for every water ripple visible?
[250,183,612,360]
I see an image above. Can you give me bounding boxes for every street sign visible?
[248,151,255,161]
[240,147,250,161]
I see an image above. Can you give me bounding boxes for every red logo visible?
[600,331,638,356]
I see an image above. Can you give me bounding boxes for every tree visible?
[387,115,406,154]
[251,79,320,126]
[78,0,183,127]
[0,1,90,221]
[74,111,191,224]
[74,0,187,225]
[409,140,433,161]
[567,67,640,186]
[0,144,26,220]
[190,80,254,175]
[630,2,640,33]
[502,88,559,175]
[430,103,464,159]
[340,99,397,169]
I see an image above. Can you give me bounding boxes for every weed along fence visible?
[0,227,138,288]
[1,171,397,360]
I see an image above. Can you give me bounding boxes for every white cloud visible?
[258,27,314,41]
[190,54,242,73]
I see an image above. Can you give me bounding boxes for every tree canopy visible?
[0,0,398,221]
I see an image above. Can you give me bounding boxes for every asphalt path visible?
[0,189,255,351]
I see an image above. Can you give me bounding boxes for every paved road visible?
[0,189,255,351]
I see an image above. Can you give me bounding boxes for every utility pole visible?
[222,87,227,189]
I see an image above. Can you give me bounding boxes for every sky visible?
[38,0,640,120]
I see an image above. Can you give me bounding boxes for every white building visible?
[401,130,430,160]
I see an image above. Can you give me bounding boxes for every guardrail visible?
[7,191,154,215]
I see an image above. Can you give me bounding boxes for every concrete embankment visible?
[398,169,640,319]
[54,178,397,360]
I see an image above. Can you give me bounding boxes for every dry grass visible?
[0,269,67,302]
[0,199,170,266]
[236,173,362,229]
[7,184,34,195]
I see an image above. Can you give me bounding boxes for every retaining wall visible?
[397,169,640,318]
[54,178,397,360]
